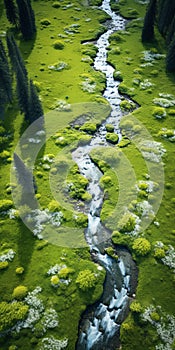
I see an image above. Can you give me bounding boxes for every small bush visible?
[15,267,24,275]
[100,175,112,187]
[48,200,61,212]
[105,124,114,132]
[113,70,123,81]
[40,18,51,26]
[154,247,165,259]
[120,99,135,112]
[51,275,59,286]
[52,1,60,8]
[74,213,88,227]
[80,122,97,134]
[109,32,125,43]
[0,199,13,212]
[12,285,28,300]
[168,109,175,115]
[150,312,160,322]
[150,70,158,77]
[118,212,136,232]
[76,269,96,290]
[106,132,119,144]
[36,240,48,250]
[132,238,151,256]
[0,150,11,160]
[0,261,9,270]
[58,267,74,279]
[152,107,166,119]
[33,81,41,92]
[130,301,142,313]
[0,301,28,332]
[53,40,64,50]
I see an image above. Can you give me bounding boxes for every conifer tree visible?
[16,61,29,118]
[142,0,157,42]
[166,33,175,72]
[3,0,19,28]
[28,80,43,123]
[158,0,175,38]
[0,39,12,105]
[6,33,27,77]
[16,0,36,40]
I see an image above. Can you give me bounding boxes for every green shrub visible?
[74,213,88,227]
[40,18,51,26]
[109,32,125,43]
[150,70,158,77]
[0,199,13,212]
[118,212,136,232]
[76,269,96,290]
[110,46,121,55]
[58,267,74,279]
[52,1,60,8]
[100,175,112,186]
[132,238,151,256]
[53,40,64,50]
[36,171,43,178]
[128,8,139,17]
[150,312,160,322]
[80,122,97,134]
[0,301,28,332]
[51,275,59,286]
[168,109,175,115]
[15,267,24,275]
[130,301,142,313]
[106,132,119,144]
[48,200,61,212]
[0,261,9,270]
[154,247,165,259]
[105,246,118,260]
[33,81,41,92]
[152,107,166,119]
[12,285,28,300]
[120,99,135,112]
[105,124,114,132]
[0,150,11,160]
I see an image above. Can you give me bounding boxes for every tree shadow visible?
[19,32,37,61]
[17,220,36,274]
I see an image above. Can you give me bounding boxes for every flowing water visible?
[74,1,138,349]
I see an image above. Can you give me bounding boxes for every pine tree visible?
[3,0,19,28]
[16,0,36,40]
[0,39,12,105]
[142,0,157,42]
[6,33,28,77]
[167,14,175,44]
[166,33,175,72]
[28,80,44,123]
[16,61,29,118]
[158,0,175,38]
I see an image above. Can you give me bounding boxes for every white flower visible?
[41,336,68,350]
[0,249,15,262]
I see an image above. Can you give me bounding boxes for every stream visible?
[73,0,138,349]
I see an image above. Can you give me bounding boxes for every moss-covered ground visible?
[0,0,175,349]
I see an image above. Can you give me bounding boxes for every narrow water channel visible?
[74,1,138,349]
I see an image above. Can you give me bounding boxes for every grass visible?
[0,0,175,348]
